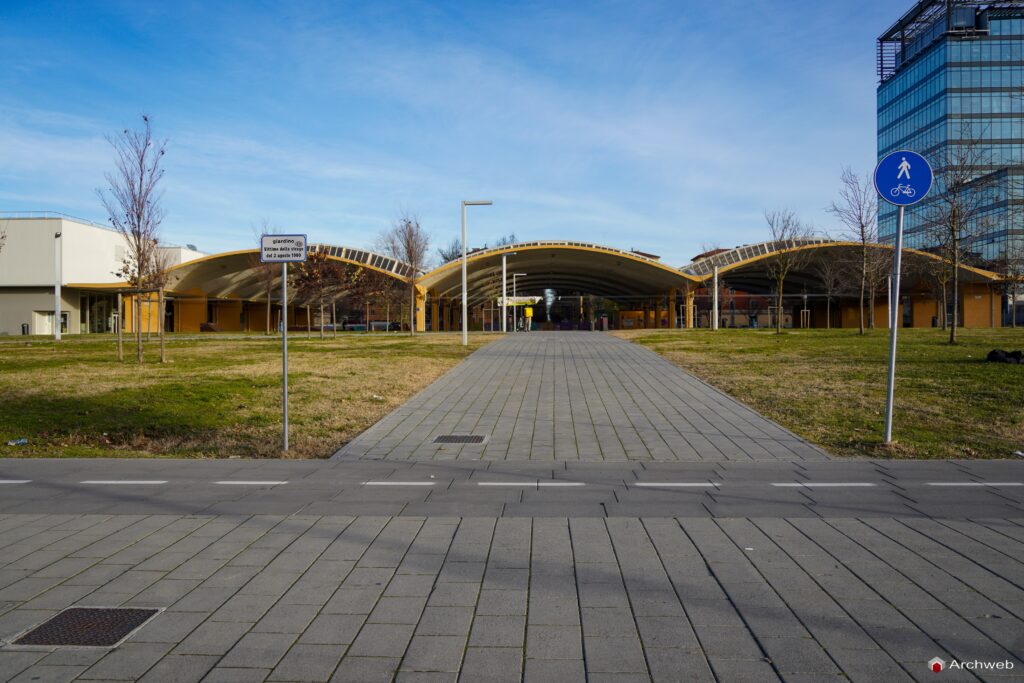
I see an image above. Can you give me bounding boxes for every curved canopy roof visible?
[418,241,698,305]
[164,244,409,300]
[685,240,1000,294]
[157,238,1000,303]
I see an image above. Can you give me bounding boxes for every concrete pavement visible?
[0,332,1022,681]
[333,333,828,462]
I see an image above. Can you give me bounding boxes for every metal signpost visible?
[260,234,308,451]
[873,150,932,444]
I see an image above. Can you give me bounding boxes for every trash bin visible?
[21,323,29,336]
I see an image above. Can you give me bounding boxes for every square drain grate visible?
[13,607,159,647]
[433,434,486,444]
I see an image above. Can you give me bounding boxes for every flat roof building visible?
[0,214,204,336]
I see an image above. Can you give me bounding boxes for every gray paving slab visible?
[333,332,831,461]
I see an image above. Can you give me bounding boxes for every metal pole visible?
[887,276,892,329]
[513,275,517,331]
[461,202,468,346]
[883,205,905,444]
[54,232,62,340]
[711,266,719,331]
[282,262,289,452]
[501,253,507,333]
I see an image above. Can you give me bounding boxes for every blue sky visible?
[1,0,898,266]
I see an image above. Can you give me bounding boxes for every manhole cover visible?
[13,607,159,647]
[433,435,486,444]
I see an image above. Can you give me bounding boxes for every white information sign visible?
[260,234,308,263]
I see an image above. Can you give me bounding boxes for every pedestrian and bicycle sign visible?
[873,150,932,207]
[872,150,934,448]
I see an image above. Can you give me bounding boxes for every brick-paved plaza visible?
[334,334,827,462]
[0,333,1022,681]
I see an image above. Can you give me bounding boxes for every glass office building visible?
[877,1,1023,265]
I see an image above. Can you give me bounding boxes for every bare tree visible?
[0,220,7,257]
[248,221,281,335]
[379,213,430,335]
[97,114,167,364]
[923,123,996,344]
[995,235,1024,328]
[494,233,518,247]
[763,210,814,334]
[828,167,879,334]
[292,248,334,339]
[816,259,843,329]
[437,237,462,264]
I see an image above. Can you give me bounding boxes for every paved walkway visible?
[0,511,1022,682]
[334,333,828,462]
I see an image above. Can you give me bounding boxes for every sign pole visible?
[282,261,289,452]
[873,149,931,446]
[883,205,905,444]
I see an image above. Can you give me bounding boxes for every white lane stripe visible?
[0,480,31,484]
[476,482,586,487]
[926,482,1022,487]
[215,481,288,486]
[362,481,435,486]
[80,480,168,485]
[772,483,877,488]
[633,482,720,488]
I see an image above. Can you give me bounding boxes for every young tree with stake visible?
[763,210,813,334]
[379,213,430,335]
[97,114,167,364]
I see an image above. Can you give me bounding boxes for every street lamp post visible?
[461,200,492,346]
[501,251,517,333]
[54,231,62,341]
[512,272,527,331]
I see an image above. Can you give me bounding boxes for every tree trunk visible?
[158,289,165,363]
[775,281,783,334]
[826,297,831,329]
[859,246,866,335]
[950,245,960,344]
[941,284,948,330]
[135,286,143,364]
[306,306,311,339]
[409,285,416,336]
[1012,283,1018,328]
[319,298,324,340]
[117,292,123,362]
[867,283,876,329]
[333,300,338,338]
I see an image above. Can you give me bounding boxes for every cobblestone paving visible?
[0,513,1022,682]
[334,333,828,462]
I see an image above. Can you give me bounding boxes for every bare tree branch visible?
[96,114,167,363]
[763,209,814,334]
[378,213,430,335]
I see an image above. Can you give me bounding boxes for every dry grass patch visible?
[0,333,493,459]
[616,328,1024,459]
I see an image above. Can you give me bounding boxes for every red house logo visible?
[929,657,946,672]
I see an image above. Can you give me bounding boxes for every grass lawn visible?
[0,332,493,459]
[615,327,1024,460]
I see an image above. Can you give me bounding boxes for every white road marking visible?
[476,482,585,487]
[80,480,168,485]
[362,481,435,486]
[633,482,720,488]
[772,483,878,488]
[0,480,31,484]
[215,481,288,486]
[926,482,1022,487]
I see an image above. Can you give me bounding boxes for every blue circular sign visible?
[874,150,933,206]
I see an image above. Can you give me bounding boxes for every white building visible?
[0,214,204,336]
